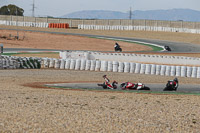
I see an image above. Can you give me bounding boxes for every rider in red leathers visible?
[102,75,118,89]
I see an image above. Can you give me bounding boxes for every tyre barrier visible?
[107,61,113,72]
[85,60,91,71]
[78,24,200,34]
[165,65,171,76]
[59,51,200,66]
[90,60,96,71]
[145,64,151,74]
[38,57,200,78]
[95,60,101,71]
[140,64,146,74]
[0,55,41,69]
[135,63,141,73]
[2,55,200,78]
[75,59,81,70]
[186,66,192,78]
[191,67,197,78]
[151,64,156,75]
[0,20,49,28]
[130,63,136,73]
[65,59,71,69]
[48,23,69,29]
[124,62,130,73]
[170,66,176,76]
[118,62,124,73]
[156,65,161,75]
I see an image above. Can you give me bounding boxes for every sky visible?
[0,0,200,17]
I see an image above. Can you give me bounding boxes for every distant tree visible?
[0,4,24,16]
[0,6,9,15]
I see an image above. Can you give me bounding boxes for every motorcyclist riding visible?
[163,77,179,91]
[114,42,122,52]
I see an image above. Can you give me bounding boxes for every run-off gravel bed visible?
[0,69,200,132]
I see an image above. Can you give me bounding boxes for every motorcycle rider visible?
[164,77,179,91]
[114,42,121,52]
[102,75,118,89]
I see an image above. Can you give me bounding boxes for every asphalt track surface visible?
[1,28,200,94]
[46,83,200,94]
[2,28,200,53]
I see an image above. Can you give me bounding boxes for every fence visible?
[1,15,200,29]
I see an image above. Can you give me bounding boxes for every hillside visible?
[61,9,200,22]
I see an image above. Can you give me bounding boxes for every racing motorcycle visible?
[120,82,150,90]
[115,46,122,52]
[163,78,178,91]
[164,45,171,51]
[114,43,122,52]
[97,81,118,89]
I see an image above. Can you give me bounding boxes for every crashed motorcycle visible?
[120,82,150,90]
[97,81,118,89]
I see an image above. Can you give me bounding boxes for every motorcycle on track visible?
[163,78,178,91]
[120,82,150,90]
[164,45,171,51]
[114,42,122,52]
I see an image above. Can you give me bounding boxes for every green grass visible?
[45,85,200,96]
[90,37,163,52]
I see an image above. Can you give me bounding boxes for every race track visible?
[2,28,200,53]
[1,28,200,94]
[46,83,200,94]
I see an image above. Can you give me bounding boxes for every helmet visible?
[174,77,178,83]
[103,75,107,78]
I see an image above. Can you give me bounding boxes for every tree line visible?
[0,4,24,16]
